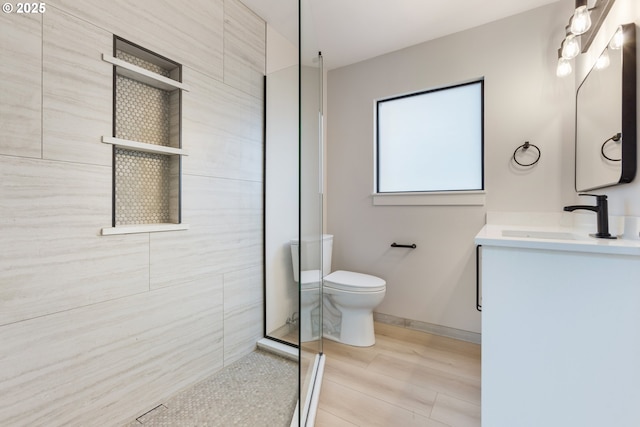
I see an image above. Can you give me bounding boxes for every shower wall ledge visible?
[101,223,190,235]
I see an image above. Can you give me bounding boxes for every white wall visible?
[573,0,640,215]
[0,1,265,425]
[267,24,298,74]
[265,25,299,334]
[326,2,576,335]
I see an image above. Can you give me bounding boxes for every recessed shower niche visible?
[101,37,189,235]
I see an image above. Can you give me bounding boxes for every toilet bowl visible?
[299,270,322,342]
[290,235,329,342]
[290,235,386,347]
[323,270,386,347]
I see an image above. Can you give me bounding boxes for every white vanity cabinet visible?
[476,225,640,427]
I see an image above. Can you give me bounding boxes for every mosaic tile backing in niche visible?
[115,148,171,225]
[116,49,171,77]
[115,75,171,146]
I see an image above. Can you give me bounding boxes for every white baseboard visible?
[374,312,481,345]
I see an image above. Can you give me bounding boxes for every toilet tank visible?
[290,234,333,282]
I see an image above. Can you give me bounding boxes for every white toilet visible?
[290,234,386,347]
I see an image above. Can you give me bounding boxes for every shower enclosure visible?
[264,0,325,424]
[298,44,324,426]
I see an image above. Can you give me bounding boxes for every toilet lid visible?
[324,270,386,292]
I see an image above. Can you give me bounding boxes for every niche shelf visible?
[101,37,189,236]
[101,54,189,92]
[102,136,188,156]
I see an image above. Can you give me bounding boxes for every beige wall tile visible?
[0,279,224,426]
[150,174,262,289]
[46,0,225,81]
[223,266,264,365]
[0,12,42,158]
[0,156,111,232]
[0,1,266,423]
[182,67,263,180]
[0,156,149,324]
[223,0,266,98]
[224,55,266,100]
[224,0,265,71]
[42,8,112,165]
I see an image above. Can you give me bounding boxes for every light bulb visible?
[561,34,580,59]
[570,5,591,35]
[595,49,610,70]
[609,27,624,50]
[556,57,572,77]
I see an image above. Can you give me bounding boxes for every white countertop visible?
[475,212,640,256]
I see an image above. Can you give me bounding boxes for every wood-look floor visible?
[315,322,481,427]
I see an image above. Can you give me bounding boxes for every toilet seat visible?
[324,270,386,292]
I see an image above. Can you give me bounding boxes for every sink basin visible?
[501,229,577,240]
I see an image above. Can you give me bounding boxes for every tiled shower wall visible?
[0,1,265,425]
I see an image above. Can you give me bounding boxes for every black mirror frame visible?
[575,23,637,191]
[619,23,637,185]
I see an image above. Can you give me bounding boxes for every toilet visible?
[290,234,386,347]
[296,269,322,342]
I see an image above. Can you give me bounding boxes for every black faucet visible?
[563,194,616,239]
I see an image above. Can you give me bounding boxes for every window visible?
[376,80,484,193]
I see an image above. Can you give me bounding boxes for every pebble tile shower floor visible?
[126,350,297,426]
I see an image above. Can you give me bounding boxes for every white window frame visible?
[373,80,485,206]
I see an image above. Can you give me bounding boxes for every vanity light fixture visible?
[557,30,580,75]
[555,0,616,77]
[557,54,573,77]
[570,0,592,35]
[561,33,581,59]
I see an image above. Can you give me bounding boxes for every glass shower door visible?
[262,0,323,423]
[299,0,324,423]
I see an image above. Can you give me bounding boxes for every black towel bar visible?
[390,243,417,249]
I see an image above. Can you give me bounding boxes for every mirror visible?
[575,23,636,191]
